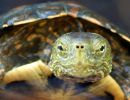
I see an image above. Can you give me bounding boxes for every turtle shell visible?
[0,1,130,99]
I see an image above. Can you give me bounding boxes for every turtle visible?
[0,1,130,100]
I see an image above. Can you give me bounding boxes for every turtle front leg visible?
[88,75,125,100]
[2,60,52,88]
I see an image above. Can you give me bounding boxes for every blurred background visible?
[0,0,130,33]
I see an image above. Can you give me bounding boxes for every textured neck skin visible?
[49,32,112,83]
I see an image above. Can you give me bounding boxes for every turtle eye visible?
[100,45,105,52]
[57,45,68,58]
[58,45,64,51]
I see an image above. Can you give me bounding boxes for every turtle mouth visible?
[60,74,102,83]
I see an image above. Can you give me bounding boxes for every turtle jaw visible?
[49,62,110,83]
[59,74,103,83]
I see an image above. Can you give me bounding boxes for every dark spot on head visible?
[100,45,105,51]
[76,45,79,48]
[81,45,84,49]
[58,45,63,51]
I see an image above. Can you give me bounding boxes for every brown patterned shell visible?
[0,1,130,98]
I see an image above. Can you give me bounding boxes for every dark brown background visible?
[0,0,130,33]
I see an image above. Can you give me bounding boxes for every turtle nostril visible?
[76,45,84,49]
[76,45,80,48]
[81,45,84,49]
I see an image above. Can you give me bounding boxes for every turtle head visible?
[49,32,112,83]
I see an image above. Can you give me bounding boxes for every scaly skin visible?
[1,32,125,100]
[49,32,112,82]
